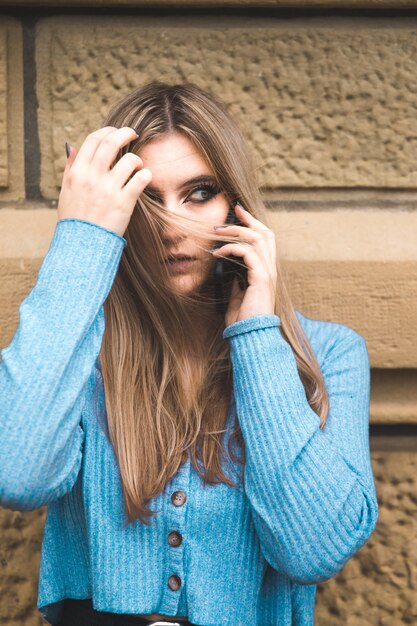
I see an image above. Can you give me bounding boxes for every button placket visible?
[159,455,190,615]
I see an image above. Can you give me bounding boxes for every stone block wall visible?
[0,4,416,625]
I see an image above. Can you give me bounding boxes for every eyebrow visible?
[145,175,218,194]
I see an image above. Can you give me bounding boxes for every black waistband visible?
[59,599,196,626]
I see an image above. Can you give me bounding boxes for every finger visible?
[215,236,276,279]
[91,127,140,173]
[212,245,275,292]
[211,242,265,280]
[73,126,119,166]
[122,167,153,203]
[211,243,254,268]
[110,152,144,188]
[211,241,252,254]
[234,203,271,232]
[213,224,260,243]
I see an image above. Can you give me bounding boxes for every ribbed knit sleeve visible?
[0,219,126,511]
[222,314,378,585]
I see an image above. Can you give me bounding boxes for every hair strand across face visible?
[97,81,329,526]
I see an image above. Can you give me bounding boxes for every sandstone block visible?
[316,450,417,625]
[4,0,417,8]
[0,28,7,187]
[0,18,24,201]
[269,209,417,369]
[36,17,417,196]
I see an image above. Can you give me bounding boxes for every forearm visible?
[223,315,378,582]
[0,219,126,509]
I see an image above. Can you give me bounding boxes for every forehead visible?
[138,132,212,186]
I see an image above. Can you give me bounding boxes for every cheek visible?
[200,195,230,225]
[195,250,215,280]
[214,198,231,222]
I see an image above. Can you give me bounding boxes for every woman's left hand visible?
[211,203,278,327]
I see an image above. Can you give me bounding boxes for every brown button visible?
[168,531,182,547]
[168,574,182,591]
[171,491,187,507]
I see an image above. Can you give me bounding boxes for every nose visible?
[163,196,187,216]
[160,197,192,242]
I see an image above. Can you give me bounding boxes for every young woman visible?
[0,82,378,626]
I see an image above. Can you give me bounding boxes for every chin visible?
[169,270,211,296]
[169,275,200,294]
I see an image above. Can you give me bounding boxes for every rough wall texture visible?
[315,450,417,626]
[3,0,417,8]
[0,29,8,187]
[36,17,417,196]
[0,18,24,200]
[0,508,45,626]
[0,449,416,626]
[371,369,417,424]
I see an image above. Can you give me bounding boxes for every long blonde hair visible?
[96,81,329,527]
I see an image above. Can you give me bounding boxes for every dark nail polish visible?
[65,142,70,158]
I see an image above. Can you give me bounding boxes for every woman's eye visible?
[187,186,218,203]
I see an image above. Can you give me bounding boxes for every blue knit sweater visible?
[0,218,378,626]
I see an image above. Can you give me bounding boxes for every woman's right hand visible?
[58,126,152,238]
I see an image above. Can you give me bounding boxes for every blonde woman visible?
[0,82,378,626]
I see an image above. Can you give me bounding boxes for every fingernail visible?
[65,142,70,158]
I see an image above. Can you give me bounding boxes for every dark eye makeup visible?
[185,182,221,203]
[144,183,221,205]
